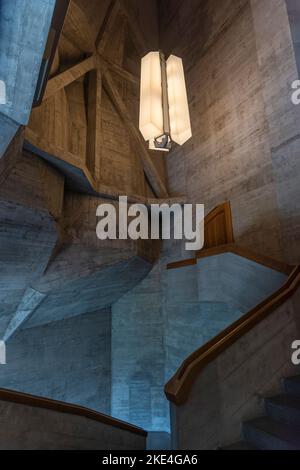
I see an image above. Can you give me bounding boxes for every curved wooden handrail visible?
[0,388,147,437]
[167,243,292,275]
[164,265,300,405]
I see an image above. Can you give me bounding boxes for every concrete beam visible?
[103,58,139,85]
[2,288,46,342]
[43,56,96,101]
[86,69,102,178]
[103,69,169,198]
[96,0,122,55]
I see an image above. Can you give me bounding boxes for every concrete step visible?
[243,416,300,450]
[221,441,258,450]
[283,375,300,397]
[265,394,300,428]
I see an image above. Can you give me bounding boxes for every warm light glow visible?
[139,51,163,142]
[167,55,192,146]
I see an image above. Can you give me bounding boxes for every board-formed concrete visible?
[0,0,55,125]
[111,253,286,432]
[0,397,146,450]
[0,115,19,158]
[0,0,299,450]
[0,199,58,337]
[112,263,168,432]
[169,283,300,450]
[159,0,300,264]
[0,149,152,337]
[26,256,152,328]
[0,309,112,415]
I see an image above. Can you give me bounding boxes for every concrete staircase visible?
[224,376,300,450]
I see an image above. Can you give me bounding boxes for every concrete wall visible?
[0,0,54,170]
[0,309,111,414]
[125,0,159,49]
[195,253,287,311]
[111,253,286,433]
[0,0,55,125]
[111,263,168,432]
[286,0,300,78]
[26,0,166,200]
[251,0,300,264]
[165,254,286,380]
[170,284,300,449]
[159,0,300,264]
[0,398,146,450]
[0,115,19,158]
[0,200,58,337]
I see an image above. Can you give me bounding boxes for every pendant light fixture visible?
[139,51,192,152]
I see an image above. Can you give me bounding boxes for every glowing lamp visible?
[139,51,163,142]
[139,51,192,151]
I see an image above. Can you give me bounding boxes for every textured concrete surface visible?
[0,0,55,125]
[0,199,58,336]
[0,0,298,450]
[0,151,63,337]
[166,254,285,380]
[26,256,151,328]
[0,398,145,450]
[195,253,287,311]
[0,0,54,163]
[160,0,300,264]
[111,253,286,432]
[0,115,19,158]
[26,0,166,201]
[164,302,242,383]
[251,0,300,263]
[147,432,171,450]
[2,288,46,342]
[112,263,167,432]
[0,149,152,337]
[170,286,300,450]
[0,150,65,219]
[0,309,112,414]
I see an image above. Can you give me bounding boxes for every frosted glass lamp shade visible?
[139,51,164,142]
[167,55,192,146]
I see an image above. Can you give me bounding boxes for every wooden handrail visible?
[167,244,292,275]
[164,265,300,405]
[0,388,147,437]
[165,200,295,404]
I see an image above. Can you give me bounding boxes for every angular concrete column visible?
[0,0,56,125]
[0,0,56,159]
